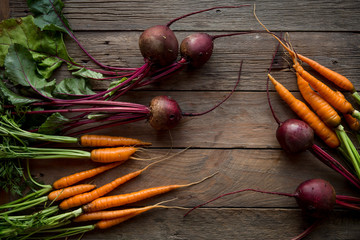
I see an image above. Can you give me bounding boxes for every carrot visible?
[268,74,340,148]
[59,159,165,210]
[74,198,183,222]
[82,172,217,213]
[293,62,356,116]
[296,73,341,128]
[53,162,123,189]
[90,147,138,163]
[79,135,151,147]
[295,54,355,92]
[47,184,96,201]
[95,212,140,229]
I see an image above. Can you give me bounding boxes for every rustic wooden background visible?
[3,0,360,239]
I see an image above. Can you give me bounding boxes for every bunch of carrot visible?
[253,13,360,181]
[0,134,213,239]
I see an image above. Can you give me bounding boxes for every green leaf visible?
[0,15,72,78]
[0,80,39,106]
[38,113,70,134]
[72,67,104,79]
[5,44,56,98]
[27,0,71,33]
[53,77,95,98]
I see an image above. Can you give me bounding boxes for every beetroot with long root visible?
[45,3,250,101]
[185,178,360,239]
[16,61,243,136]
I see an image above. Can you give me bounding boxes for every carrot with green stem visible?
[0,114,151,147]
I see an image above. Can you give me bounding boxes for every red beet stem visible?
[290,219,323,240]
[166,5,250,27]
[182,60,242,117]
[335,199,360,211]
[184,188,295,217]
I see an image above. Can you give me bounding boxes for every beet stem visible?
[166,5,250,27]
[335,199,360,211]
[182,60,243,117]
[290,219,323,240]
[184,188,295,217]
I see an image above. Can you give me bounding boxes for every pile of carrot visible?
[253,12,360,181]
[0,135,214,239]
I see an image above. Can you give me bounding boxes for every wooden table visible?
[3,1,360,239]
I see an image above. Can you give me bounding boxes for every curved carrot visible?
[47,184,96,201]
[268,74,340,148]
[53,162,123,189]
[294,62,355,115]
[79,135,151,147]
[90,147,138,163]
[95,212,140,229]
[59,159,162,210]
[296,73,341,128]
[82,172,217,213]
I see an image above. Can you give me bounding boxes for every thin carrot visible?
[53,162,123,189]
[295,54,355,92]
[268,74,340,148]
[95,212,140,229]
[293,62,356,116]
[334,91,360,131]
[254,7,356,93]
[47,184,96,201]
[82,172,217,213]
[79,135,151,147]
[296,73,341,128]
[59,159,165,210]
[90,147,138,163]
[74,199,183,222]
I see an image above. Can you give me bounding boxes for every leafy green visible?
[37,113,70,134]
[105,77,128,97]
[0,15,71,78]
[5,44,56,98]
[28,0,71,33]
[0,160,27,196]
[0,80,39,106]
[71,67,103,79]
[53,77,95,98]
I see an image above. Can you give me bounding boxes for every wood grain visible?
[4,1,360,239]
[0,0,9,20]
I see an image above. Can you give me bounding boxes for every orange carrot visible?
[59,159,163,210]
[296,72,341,128]
[47,184,96,201]
[82,172,217,213]
[79,135,151,147]
[90,147,138,163]
[334,91,360,131]
[53,162,123,189]
[295,54,355,92]
[293,62,355,115]
[95,212,140,229]
[268,74,340,148]
[74,199,182,222]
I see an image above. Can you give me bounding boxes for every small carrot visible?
[74,199,183,222]
[79,135,151,147]
[48,184,96,201]
[82,172,217,213]
[334,91,360,131]
[95,212,140,229]
[53,162,123,189]
[296,73,341,128]
[90,146,138,163]
[59,159,165,210]
[268,74,340,148]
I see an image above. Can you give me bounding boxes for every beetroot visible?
[276,119,314,153]
[139,25,179,66]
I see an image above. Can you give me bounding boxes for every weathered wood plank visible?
[0,0,10,21]
[49,31,360,92]
[9,0,360,32]
[29,149,358,209]
[83,208,360,240]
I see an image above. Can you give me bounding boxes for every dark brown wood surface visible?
[4,1,360,239]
